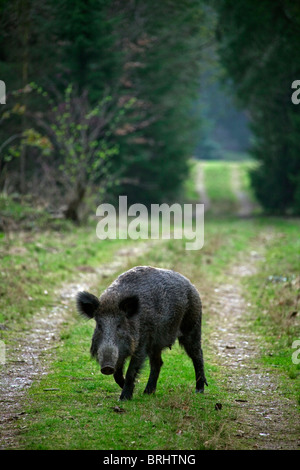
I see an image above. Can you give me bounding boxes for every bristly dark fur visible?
[76,291,100,319]
[76,266,207,400]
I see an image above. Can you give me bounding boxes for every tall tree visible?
[50,0,122,102]
[109,0,213,204]
[1,0,213,211]
[214,0,300,214]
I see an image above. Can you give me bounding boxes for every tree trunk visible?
[18,0,30,195]
[64,183,86,223]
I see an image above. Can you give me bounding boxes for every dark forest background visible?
[1,0,300,222]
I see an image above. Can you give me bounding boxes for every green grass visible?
[0,194,72,231]
[238,161,256,191]
[16,217,268,450]
[0,228,137,324]
[243,219,300,403]
[18,215,299,450]
[2,161,300,449]
[237,160,259,204]
[182,159,199,202]
[22,336,225,450]
[195,159,260,215]
[0,219,141,340]
[202,161,238,214]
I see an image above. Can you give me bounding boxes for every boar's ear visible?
[119,295,139,318]
[76,291,100,319]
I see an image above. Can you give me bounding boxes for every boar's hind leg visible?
[119,349,146,401]
[144,350,163,395]
[179,331,208,393]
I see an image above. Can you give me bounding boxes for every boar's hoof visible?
[119,390,133,401]
[195,380,208,394]
[143,385,156,395]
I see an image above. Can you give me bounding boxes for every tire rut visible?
[206,247,299,449]
[0,243,149,449]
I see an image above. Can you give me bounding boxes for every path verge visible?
[206,244,299,449]
[0,243,149,449]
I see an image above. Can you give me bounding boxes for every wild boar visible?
[77,266,207,400]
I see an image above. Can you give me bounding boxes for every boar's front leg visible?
[144,349,163,395]
[114,364,125,389]
[119,348,146,401]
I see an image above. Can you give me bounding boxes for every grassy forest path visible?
[204,241,299,449]
[230,163,256,217]
[0,244,150,449]
[0,160,299,450]
[196,160,299,449]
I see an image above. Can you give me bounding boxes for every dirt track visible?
[1,165,299,450]
[0,245,149,449]
[206,248,299,449]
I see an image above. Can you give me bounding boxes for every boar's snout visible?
[98,344,118,376]
[101,365,115,375]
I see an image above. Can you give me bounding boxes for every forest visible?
[0,0,299,453]
[1,0,300,221]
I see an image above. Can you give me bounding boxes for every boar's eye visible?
[119,295,139,318]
